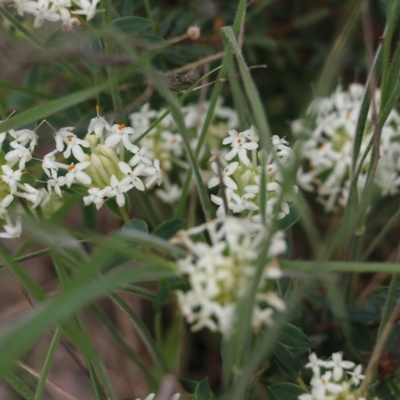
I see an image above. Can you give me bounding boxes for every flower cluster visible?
[299,352,377,400]
[208,126,296,223]
[129,98,238,204]
[45,107,161,211]
[0,121,45,239]
[2,0,100,29]
[293,83,400,212]
[0,107,161,239]
[172,216,287,337]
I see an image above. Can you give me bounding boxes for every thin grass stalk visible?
[174,0,248,219]
[109,293,170,373]
[379,0,400,109]
[0,263,174,380]
[91,305,158,387]
[316,0,363,94]
[87,363,104,400]
[359,271,400,396]
[74,314,116,400]
[350,35,384,176]
[280,260,400,273]
[4,372,35,400]
[33,326,61,400]
[227,59,248,130]
[382,37,400,107]
[102,0,125,123]
[377,273,400,342]
[0,79,54,100]
[362,205,400,261]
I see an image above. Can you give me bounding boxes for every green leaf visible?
[153,276,189,312]
[153,279,169,313]
[195,378,216,400]
[373,379,400,400]
[268,383,308,400]
[123,218,148,234]
[276,323,313,349]
[276,208,301,231]
[159,314,181,371]
[278,277,291,300]
[153,219,184,240]
[272,342,302,380]
[0,263,173,381]
[104,197,128,219]
[179,378,198,395]
[102,219,148,271]
[112,17,152,34]
[4,372,35,400]
[0,84,107,133]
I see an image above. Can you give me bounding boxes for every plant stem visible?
[34,326,61,400]
[119,206,131,223]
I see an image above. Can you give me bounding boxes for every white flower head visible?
[105,123,137,151]
[173,216,286,337]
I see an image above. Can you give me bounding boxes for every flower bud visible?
[187,25,200,40]
[85,133,99,150]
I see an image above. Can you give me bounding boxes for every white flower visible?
[0,195,14,218]
[83,186,112,209]
[88,114,110,138]
[208,161,239,190]
[305,353,327,377]
[63,133,90,162]
[6,142,32,169]
[310,371,343,399]
[129,146,153,166]
[129,103,158,133]
[105,123,137,151]
[0,216,22,239]
[72,0,100,21]
[47,169,66,197]
[224,136,258,166]
[135,394,180,400]
[144,159,162,188]
[109,175,134,207]
[161,131,184,157]
[347,364,365,386]
[42,150,63,177]
[54,127,74,152]
[156,184,181,203]
[29,0,61,28]
[118,161,145,191]
[18,184,50,208]
[1,165,22,194]
[59,7,79,30]
[9,128,38,152]
[65,161,92,187]
[325,352,355,381]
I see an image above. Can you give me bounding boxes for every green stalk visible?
[359,249,400,396]
[5,372,35,400]
[33,326,61,400]
[377,273,400,343]
[101,0,125,123]
[280,260,400,273]
[91,305,158,387]
[109,293,170,373]
[362,205,400,261]
[380,0,400,108]
[142,0,155,34]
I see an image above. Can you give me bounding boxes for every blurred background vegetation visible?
[0,0,395,399]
